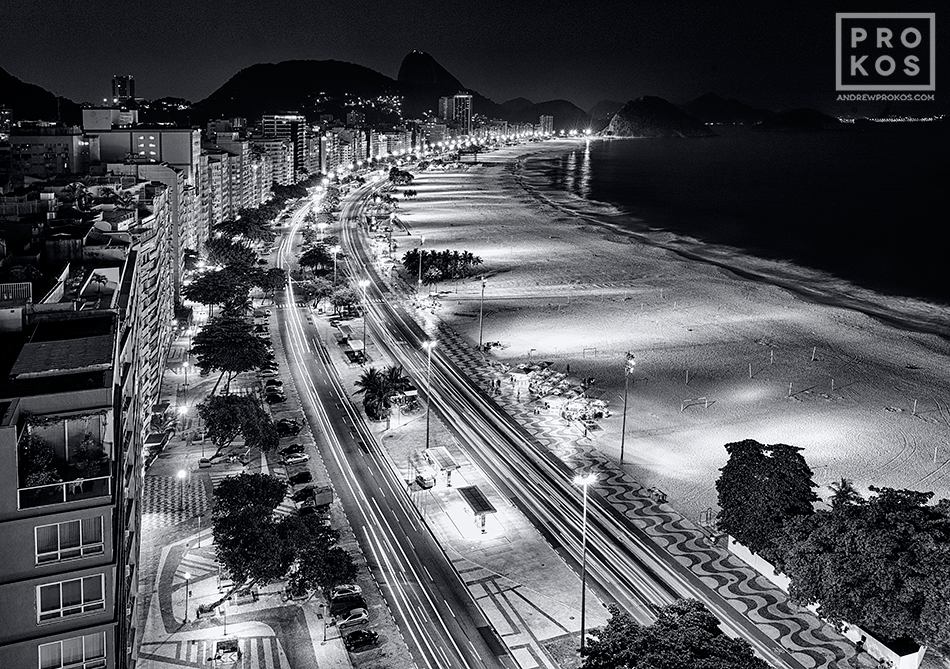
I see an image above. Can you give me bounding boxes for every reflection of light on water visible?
[579,141,592,199]
[564,150,577,193]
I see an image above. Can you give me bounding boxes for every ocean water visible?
[526,126,949,303]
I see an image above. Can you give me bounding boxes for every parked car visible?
[343,629,379,652]
[330,594,365,617]
[288,471,313,486]
[262,369,279,378]
[265,394,286,404]
[290,485,315,502]
[414,473,435,490]
[282,453,310,466]
[275,418,301,436]
[266,379,283,388]
[331,584,362,600]
[336,608,368,631]
[280,443,305,456]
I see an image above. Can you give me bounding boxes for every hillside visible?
[606,96,713,138]
[0,66,81,124]
[682,92,771,125]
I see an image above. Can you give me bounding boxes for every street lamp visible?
[182,360,190,388]
[477,276,487,350]
[177,469,187,513]
[183,571,192,622]
[620,353,636,463]
[317,221,328,241]
[422,340,437,450]
[331,245,342,283]
[417,236,425,293]
[358,279,370,360]
[573,472,597,655]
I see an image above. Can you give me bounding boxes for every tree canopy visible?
[197,393,278,459]
[402,248,483,281]
[182,266,254,314]
[716,439,817,561]
[206,237,257,268]
[299,244,334,275]
[191,315,270,391]
[777,486,950,650]
[583,600,768,669]
[354,365,411,420]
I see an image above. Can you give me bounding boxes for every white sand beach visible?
[390,141,950,521]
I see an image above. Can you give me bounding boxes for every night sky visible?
[0,0,945,112]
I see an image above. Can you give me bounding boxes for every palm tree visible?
[91,273,109,307]
[354,368,388,420]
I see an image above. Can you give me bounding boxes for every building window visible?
[35,517,104,564]
[38,632,106,669]
[37,575,105,622]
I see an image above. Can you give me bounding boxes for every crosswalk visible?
[138,635,291,669]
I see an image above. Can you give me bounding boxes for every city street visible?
[275,195,512,669]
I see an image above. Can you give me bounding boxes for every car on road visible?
[275,418,301,436]
[330,594,365,617]
[279,443,305,456]
[342,629,379,652]
[282,453,310,466]
[288,471,312,486]
[336,608,368,631]
[331,584,362,600]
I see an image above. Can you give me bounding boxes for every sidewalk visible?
[136,303,353,669]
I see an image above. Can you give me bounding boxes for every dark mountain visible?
[397,50,464,90]
[191,60,401,123]
[682,93,771,125]
[606,96,713,138]
[0,66,81,124]
[499,98,589,130]
[756,108,841,131]
[589,99,624,120]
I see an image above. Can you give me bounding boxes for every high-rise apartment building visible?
[540,114,554,135]
[438,96,455,122]
[453,93,473,136]
[111,75,135,103]
[8,125,99,179]
[260,113,306,180]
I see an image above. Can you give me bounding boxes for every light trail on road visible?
[274,194,510,669]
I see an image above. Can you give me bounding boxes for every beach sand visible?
[391,141,950,521]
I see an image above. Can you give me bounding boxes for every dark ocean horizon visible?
[526,126,948,303]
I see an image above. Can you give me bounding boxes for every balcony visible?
[19,475,112,509]
[17,429,113,510]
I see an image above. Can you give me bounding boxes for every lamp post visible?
[183,571,191,622]
[317,221,328,241]
[417,236,425,293]
[177,469,187,513]
[331,245,341,283]
[182,360,189,388]
[620,353,635,464]
[422,340,437,449]
[478,276,487,350]
[573,472,596,656]
[358,279,370,359]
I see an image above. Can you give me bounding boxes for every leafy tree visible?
[299,244,333,275]
[584,600,768,669]
[289,543,357,597]
[255,267,287,297]
[215,213,275,244]
[777,487,950,650]
[206,237,256,268]
[198,394,279,459]
[402,248,483,281]
[330,287,359,314]
[296,277,334,309]
[715,439,816,561]
[191,315,269,391]
[182,266,253,315]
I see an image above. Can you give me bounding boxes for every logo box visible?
[836,13,935,91]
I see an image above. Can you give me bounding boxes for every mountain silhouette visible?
[0,66,81,124]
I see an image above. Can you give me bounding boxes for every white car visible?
[283,453,311,466]
[331,583,362,600]
[336,608,369,631]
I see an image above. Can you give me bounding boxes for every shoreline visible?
[512,140,950,341]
